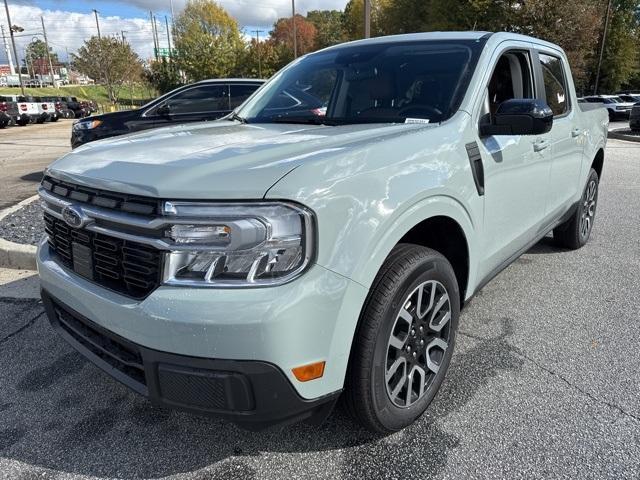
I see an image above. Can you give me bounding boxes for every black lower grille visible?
[53,299,147,390]
[45,212,162,299]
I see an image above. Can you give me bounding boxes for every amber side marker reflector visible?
[292,361,326,382]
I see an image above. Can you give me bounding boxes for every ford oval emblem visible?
[62,205,87,229]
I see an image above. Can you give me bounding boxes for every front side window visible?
[237,39,488,125]
[159,85,229,115]
[539,53,568,116]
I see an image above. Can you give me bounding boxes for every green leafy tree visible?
[237,39,282,78]
[173,0,245,81]
[306,10,347,49]
[593,0,640,92]
[145,58,183,94]
[26,39,59,63]
[72,36,143,103]
[343,0,392,39]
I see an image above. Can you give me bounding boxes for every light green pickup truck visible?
[38,31,608,432]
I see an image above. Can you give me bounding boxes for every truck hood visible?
[47,120,430,199]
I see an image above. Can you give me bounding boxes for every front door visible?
[475,47,553,278]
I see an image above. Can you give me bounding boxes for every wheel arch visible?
[350,195,477,304]
[591,148,604,181]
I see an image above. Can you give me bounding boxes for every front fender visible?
[347,195,478,293]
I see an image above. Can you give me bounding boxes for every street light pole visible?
[41,16,57,88]
[3,0,25,95]
[291,0,297,58]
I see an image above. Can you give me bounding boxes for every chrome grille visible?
[44,212,162,299]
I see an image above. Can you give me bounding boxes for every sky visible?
[0,0,349,66]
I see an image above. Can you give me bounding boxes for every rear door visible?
[534,50,583,217]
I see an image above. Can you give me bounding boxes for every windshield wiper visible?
[227,112,248,124]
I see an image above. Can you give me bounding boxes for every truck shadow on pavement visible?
[0,303,524,479]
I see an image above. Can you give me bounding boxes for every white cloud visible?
[115,0,349,30]
[2,4,158,64]
[0,0,349,67]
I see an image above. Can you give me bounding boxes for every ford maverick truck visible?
[38,32,608,432]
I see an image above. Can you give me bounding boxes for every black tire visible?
[344,244,460,433]
[553,168,599,249]
[18,119,29,127]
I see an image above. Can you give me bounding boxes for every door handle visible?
[571,128,582,138]
[533,139,549,152]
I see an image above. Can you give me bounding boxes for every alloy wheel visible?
[385,280,452,408]
[580,179,598,239]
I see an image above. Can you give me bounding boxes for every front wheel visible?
[554,168,599,249]
[344,244,460,433]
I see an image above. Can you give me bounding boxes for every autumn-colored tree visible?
[306,10,347,49]
[173,0,245,81]
[72,36,143,103]
[270,14,318,63]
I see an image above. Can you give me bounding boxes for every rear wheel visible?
[344,244,460,433]
[554,168,599,249]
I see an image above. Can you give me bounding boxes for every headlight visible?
[73,119,102,130]
[162,201,315,287]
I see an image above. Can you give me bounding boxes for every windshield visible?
[237,38,487,125]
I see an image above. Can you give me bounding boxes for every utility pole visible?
[169,0,176,31]
[1,24,14,74]
[3,0,24,94]
[93,9,101,39]
[165,16,172,61]
[150,11,158,60]
[41,16,57,88]
[594,0,613,95]
[253,29,263,78]
[364,0,371,38]
[121,30,127,44]
[291,0,297,58]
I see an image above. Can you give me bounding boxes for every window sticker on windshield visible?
[405,118,430,124]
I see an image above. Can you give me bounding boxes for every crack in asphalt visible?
[459,330,640,424]
[0,306,44,345]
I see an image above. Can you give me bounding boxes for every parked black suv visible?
[71,79,264,148]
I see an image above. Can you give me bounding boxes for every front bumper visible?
[41,290,340,429]
[37,240,367,413]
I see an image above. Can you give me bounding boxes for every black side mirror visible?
[156,103,171,116]
[480,99,553,136]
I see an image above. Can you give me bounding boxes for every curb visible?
[0,195,39,271]
[608,128,640,143]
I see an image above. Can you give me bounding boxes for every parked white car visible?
[38,32,608,432]
[583,95,634,120]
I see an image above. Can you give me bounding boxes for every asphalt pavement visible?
[0,139,639,479]
[0,121,72,209]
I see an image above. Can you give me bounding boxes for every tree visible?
[306,10,346,49]
[145,58,183,94]
[73,36,143,103]
[593,0,640,92]
[237,39,282,78]
[343,0,391,39]
[270,14,318,63]
[26,39,58,64]
[173,0,245,81]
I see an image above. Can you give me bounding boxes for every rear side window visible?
[164,85,230,114]
[230,84,260,109]
[539,53,569,116]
